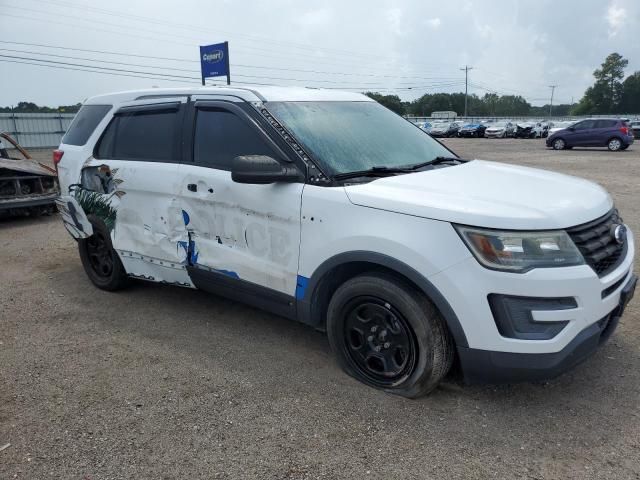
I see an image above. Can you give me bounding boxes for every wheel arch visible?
[297,251,469,348]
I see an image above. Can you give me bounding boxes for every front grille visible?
[567,209,626,277]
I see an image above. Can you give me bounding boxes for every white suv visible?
[55,86,636,397]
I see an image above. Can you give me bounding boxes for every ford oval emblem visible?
[612,224,627,245]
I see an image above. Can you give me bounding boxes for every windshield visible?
[492,122,507,128]
[266,101,452,175]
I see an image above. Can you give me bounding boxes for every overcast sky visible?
[1,0,639,107]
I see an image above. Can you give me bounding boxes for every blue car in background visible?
[418,121,432,132]
[458,123,487,138]
[546,118,634,151]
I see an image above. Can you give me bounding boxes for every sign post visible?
[199,41,230,86]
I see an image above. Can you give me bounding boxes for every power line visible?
[0,40,464,82]
[0,51,466,90]
[0,53,466,93]
[21,0,462,70]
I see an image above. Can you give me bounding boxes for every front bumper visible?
[428,224,635,382]
[485,131,505,138]
[458,274,636,383]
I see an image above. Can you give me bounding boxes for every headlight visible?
[455,226,585,272]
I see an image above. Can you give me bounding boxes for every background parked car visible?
[428,121,460,137]
[547,120,577,137]
[417,122,433,133]
[630,120,640,139]
[484,121,515,138]
[458,123,487,138]
[513,122,536,138]
[536,121,551,138]
[546,118,635,151]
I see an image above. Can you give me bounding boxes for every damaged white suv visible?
[55,86,636,397]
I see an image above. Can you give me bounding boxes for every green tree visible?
[363,92,405,115]
[620,72,640,113]
[573,53,628,114]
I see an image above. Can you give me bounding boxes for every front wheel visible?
[326,273,454,398]
[552,138,566,150]
[78,215,130,291]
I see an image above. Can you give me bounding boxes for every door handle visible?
[187,183,197,192]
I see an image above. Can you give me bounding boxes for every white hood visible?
[343,160,612,230]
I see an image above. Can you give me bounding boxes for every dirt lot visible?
[1,140,639,479]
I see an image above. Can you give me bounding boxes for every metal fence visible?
[0,112,76,148]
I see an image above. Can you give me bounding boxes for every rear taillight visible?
[52,149,64,174]
[620,126,629,135]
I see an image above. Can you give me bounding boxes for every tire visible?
[552,138,566,150]
[78,214,129,291]
[326,273,454,398]
[607,137,623,151]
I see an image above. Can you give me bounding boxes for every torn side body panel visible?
[55,195,93,238]
[61,159,194,288]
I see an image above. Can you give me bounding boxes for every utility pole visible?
[548,85,557,117]
[460,65,473,117]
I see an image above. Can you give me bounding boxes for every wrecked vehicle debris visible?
[0,133,59,217]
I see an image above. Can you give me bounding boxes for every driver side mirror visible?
[567,127,575,131]
[231,155,303,184]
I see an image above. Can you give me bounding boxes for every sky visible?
[0,0,639,107]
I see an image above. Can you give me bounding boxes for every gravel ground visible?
[1,140,639,479]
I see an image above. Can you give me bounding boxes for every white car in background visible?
[484,121,515,138]
[548,121,577,137]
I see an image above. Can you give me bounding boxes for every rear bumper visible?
[458,274,637,384]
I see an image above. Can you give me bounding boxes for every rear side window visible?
[62,104,111,146]
[193,108,279,171]
[594,120,617,128]
[96,107,180,161]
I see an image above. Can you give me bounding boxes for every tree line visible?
[367,53,639,117]
[0,102,82,114]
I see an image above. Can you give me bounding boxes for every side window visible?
[62,104,112,146]
[193,108,280,171]
[96,107,180,161]
[594,120,617,128]
[574,120,595,130]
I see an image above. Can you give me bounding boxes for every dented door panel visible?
[178,164,303,296]
[74,158,193,287]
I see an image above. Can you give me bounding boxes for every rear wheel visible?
[552,138,566,150]
[327,273,453,398]
[78,215,129,291]
[608,138,623,151]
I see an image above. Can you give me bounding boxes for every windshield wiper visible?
[333,157,465,181]
[332,166,414,181]
[400,156,464,171]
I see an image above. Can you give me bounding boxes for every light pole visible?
[548,85,557,117]
[460,65,473,117]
